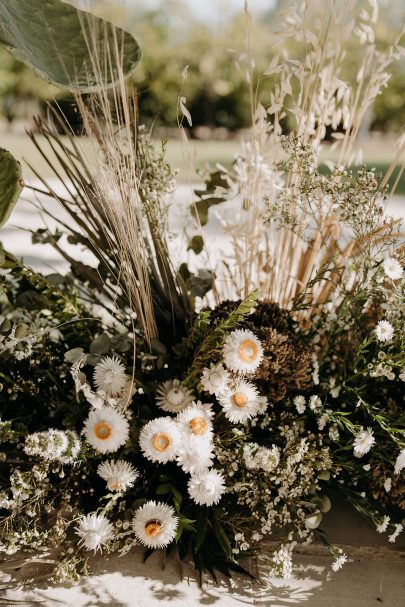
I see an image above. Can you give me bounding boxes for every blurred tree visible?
[0,0,403,134]
[0,49,60,128]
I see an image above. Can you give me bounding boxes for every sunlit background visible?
[1,1,404,186]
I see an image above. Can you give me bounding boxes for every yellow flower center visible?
[94,422,113,440]
[232,392,248,407]
[108,481,123,491]
[189,416,208,436]
[239,339,259,364]
[153,432,172,452]
[145,519,162,537]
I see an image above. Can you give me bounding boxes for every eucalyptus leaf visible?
[86,353,102,366]
[64,347,85,363]
[0,148,24,228]
[90,333,111,354]
[0,0,141,92]
[14,323,29,339]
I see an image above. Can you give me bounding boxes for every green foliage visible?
[0,0,141,92]
[184,289,260,389]
[0,148,23,227]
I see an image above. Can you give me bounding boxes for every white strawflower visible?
[394,449,405,474]
[139,417,180,463]
[384,477,392,492]
[132,501,178,548]
[375,320,394,343]
[376,515,390,533]
[353,427,375,458]
[75,513,114,552]
[200,363,230,396]
[155,379,194,413]
[257,395,269,415]
[294,395,306,414]
[176,401,214,440]
[383,257,403,280]
[331,553,348,572]
[83,406,129,454]
[176,435,214,474]
[93,356,127,396]
[389,523,403,543]
[188,469,226,506]
[309,395,322,411]
[218,380,260,423]
[97,460,139,492]
[222,329,263,374]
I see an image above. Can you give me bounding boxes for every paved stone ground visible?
[2,504,405,607]
[1,182,404,606]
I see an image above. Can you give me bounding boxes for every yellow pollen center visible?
[145,520,162,537]
[239,339,259,364]
[153,432,172,452]
[94,422,113,440]
[189,416,208,436]
[109,481,123,490]
[233,392,248,407]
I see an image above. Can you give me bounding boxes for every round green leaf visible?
[0,0,141,92]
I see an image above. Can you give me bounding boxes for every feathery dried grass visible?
[208,0,404,320]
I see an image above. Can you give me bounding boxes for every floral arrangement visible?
[0,0,404,586]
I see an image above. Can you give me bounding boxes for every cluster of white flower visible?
[69,356,137,457]
[136,329,266,512]
[243,442,280,473]
[0,316,37,360]
[24,429,81,464]
[217,416,333,557]
[202,330,265,424]
[76,500,179,552]
[139,401,225,507]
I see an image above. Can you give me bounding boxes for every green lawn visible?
[2,132,404,193]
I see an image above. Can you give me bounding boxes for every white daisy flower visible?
[218,380,260,423]
[293,395,306,414]
[383,257,403,280]
[155,379,194,413]
[97,460,139,492]
[353,427,375,458]
[176,401,214,440]
[93,356,127,396]
[176,435,214,474]
[256,395,269,415]
[139,417,181,463]
[223,329,263,374]
[376,515,390,533]
[132,501,178,548]
[83,406,129,454]
[394,449,405,474]
[331,553,347,572]
[375,320,394,343]
[200,363,230,396]
[389,523,403,543]
[188,469,226,506]
[75,513,114,552]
